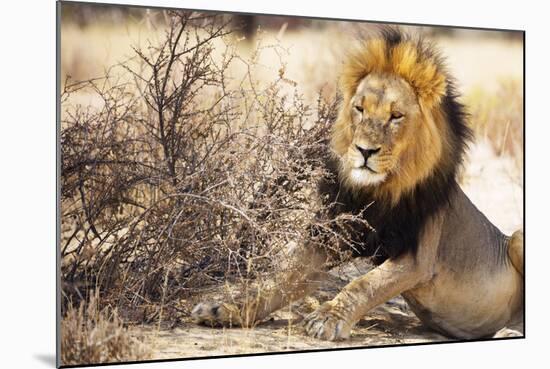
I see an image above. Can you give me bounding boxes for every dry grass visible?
[61,291,151,366]
[465,80,524,169]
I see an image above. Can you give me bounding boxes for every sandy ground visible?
[133,275,451,360]
[135,298,449,359]
[130,141,523,360]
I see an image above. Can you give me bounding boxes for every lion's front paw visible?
[303,303,352,341]
[191,301,242,328]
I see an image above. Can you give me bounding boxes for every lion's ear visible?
[390,42,447,107]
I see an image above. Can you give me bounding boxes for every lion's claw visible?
[303,304,352,341]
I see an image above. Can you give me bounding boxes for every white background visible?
[0,0,546,368]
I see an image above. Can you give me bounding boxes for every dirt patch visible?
[134,300,448,360]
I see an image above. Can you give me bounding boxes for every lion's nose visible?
[356,145,381,162]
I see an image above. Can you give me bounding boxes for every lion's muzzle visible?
[356,145,381,170]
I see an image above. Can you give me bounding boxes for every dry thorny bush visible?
[60,10,367,344]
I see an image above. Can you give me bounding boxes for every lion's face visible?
[338,72,423,187]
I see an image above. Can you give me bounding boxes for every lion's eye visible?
[355,105,364,113]
[390,111,404,122]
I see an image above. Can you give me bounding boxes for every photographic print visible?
[57,1,524,366]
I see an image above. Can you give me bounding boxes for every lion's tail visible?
[508,230,523,276]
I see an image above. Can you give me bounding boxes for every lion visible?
[192,28,524,341]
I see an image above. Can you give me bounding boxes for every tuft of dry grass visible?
[61,291,151,366]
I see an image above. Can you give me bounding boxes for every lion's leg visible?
[502,229,524,333]
[304,214,444,341]
[508,230,523,276]
[303,254,429,340]
[192,243,329,328]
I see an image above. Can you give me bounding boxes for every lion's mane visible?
[317,28,473,264]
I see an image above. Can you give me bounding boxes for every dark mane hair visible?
[316,29,473,264]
